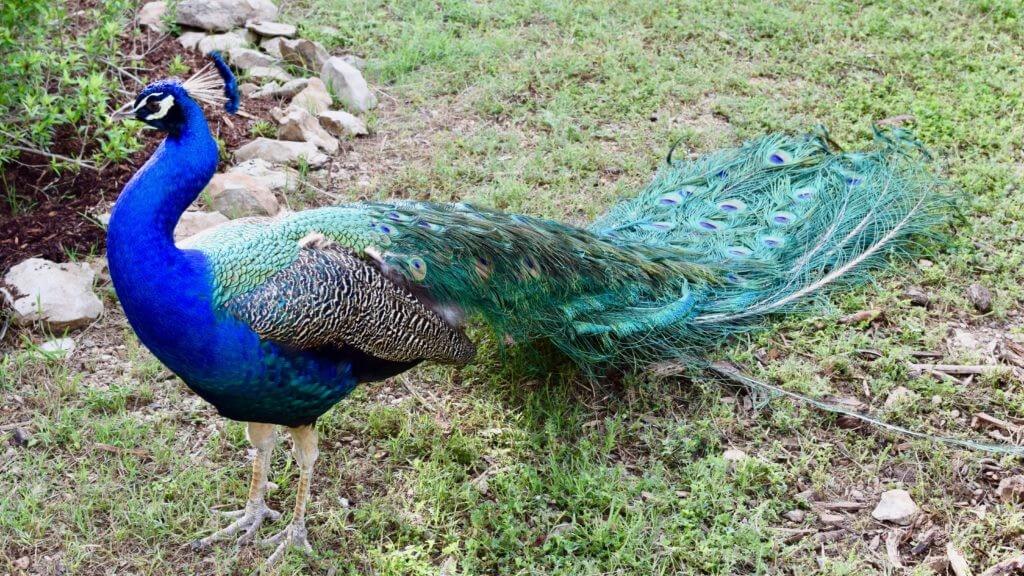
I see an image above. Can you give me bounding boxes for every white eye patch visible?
[134,93,176,120]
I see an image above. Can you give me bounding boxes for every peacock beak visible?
[111,102,135,121]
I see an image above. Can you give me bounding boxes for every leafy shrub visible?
[0,0,140,169]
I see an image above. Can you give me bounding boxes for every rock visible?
[229,159,296,192]
[289,78,332,114]
[252,78,310,99]
[260,36,284,58]
[272,106,339,153]
[39,337,76,357]
[138,1,167,33]
[176,0,277,32]
[204,173,280,218]
[2,258,103,330]
[341,54,366,70]
[174,211,230,241]
[783,510,805,522]
[722,448,747,462]
[197,31,249,55]
[246,66,292,83]
[902,286,931,307]
[321,56,377,113]
[239,82,260,97]
[279,38,330,70]
[884,386,919,408]
[234,138,328,168]
[178,31,207,50]
[246,19,296,37]
[871,489,919,526]
[318,110,368,137]
[228,47,278,70]
[996,475,1024,504]
[967,283,992,313]
[10,428,31,448]
[819,512,845,526]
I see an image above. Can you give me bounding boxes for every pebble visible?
[966,283,992,313]
[2,258,103,330]
[884,386,918,408]
[997,475,1024,504]
[871,489,919,525]
[819,512,845,525]
[783,509,805,522]
[39,337,76,357]
[10,428,32,448]
[722,448,747,462]
[902,286,931,307]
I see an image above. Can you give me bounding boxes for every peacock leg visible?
[193,422,281,550]
[262,424,318,566]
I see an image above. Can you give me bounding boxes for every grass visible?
[3,0,1024,574]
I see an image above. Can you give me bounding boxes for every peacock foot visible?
[192,500,282,550]
[261,522,312,567]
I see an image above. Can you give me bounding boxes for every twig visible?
[910,363,998,376]
[886,530,904,568]
[0,420,32,432]
[4,143,98,171]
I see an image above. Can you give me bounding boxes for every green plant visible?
[250,120,277,138]
[167,54,189,77]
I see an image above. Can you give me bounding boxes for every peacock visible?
[108,55,956,566]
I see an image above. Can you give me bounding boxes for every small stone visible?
[902,286,931,307]
[39,337,75,357]
[260,36,284,58]
[996,475,1024,504]
[174,211,230,241]
[246,19,297,37]
[204,173,280,218]
[238,82,260,97]
[228,159,296,192]
[176,0,277,32]
[2,258,103,330]
[722,448,747,462]
[228,47,278,70]
[918,259,933,269]
[339,497,350,508]
[884,386,919,408]
[10,428,32,448]
[234,138,328,168]
[252,78,310,100]
[197,31,248,55]
[872,489,919,526]
[318,110,368,137]
[783,509,805,522]
[272,106,339,153]
[819,512,845,525]
[246,66,292,83]
[289,78,332,114]
[966,283,992,313]
[321,56,377,113]
[280,38,330,70]
[178,31,207,50]
[138,1,167,33]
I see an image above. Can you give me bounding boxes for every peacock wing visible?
[220,245,475,365]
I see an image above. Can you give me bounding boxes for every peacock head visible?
[112,52,239,134]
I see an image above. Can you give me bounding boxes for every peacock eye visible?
[146,99,162,113]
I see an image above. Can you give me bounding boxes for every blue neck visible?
[107,97,220,369]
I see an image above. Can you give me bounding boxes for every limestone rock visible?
[204,173,280,218]
[289,78,332,114]
[228,47,278,70]
[176,0,277,32]
[320,56,377,113]
[246,19,296,37]
[871,489,919,526]
[340,54,366,70]
[229,159,296,192]
[252,78,310,99]
[318,110,368,137]
[234,138,328,168]
[783,510,805,523]
[238,82,260,97]
[2,258,103,330]
[260,36,284,58]
[174,211,230,241]
[39,337,76,357]
[247,66,292,83]
[967,283,993,313]
[138,1,167,33]
[197,31,249,55]
[722,448,747,462]
[272,106,339,153]
[997,475,1024,504]
[178,31,207,50]
[279,38,330,71]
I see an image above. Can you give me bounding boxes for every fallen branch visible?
[910,364,999,376]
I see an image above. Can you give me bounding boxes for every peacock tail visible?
[188,126,950,371]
